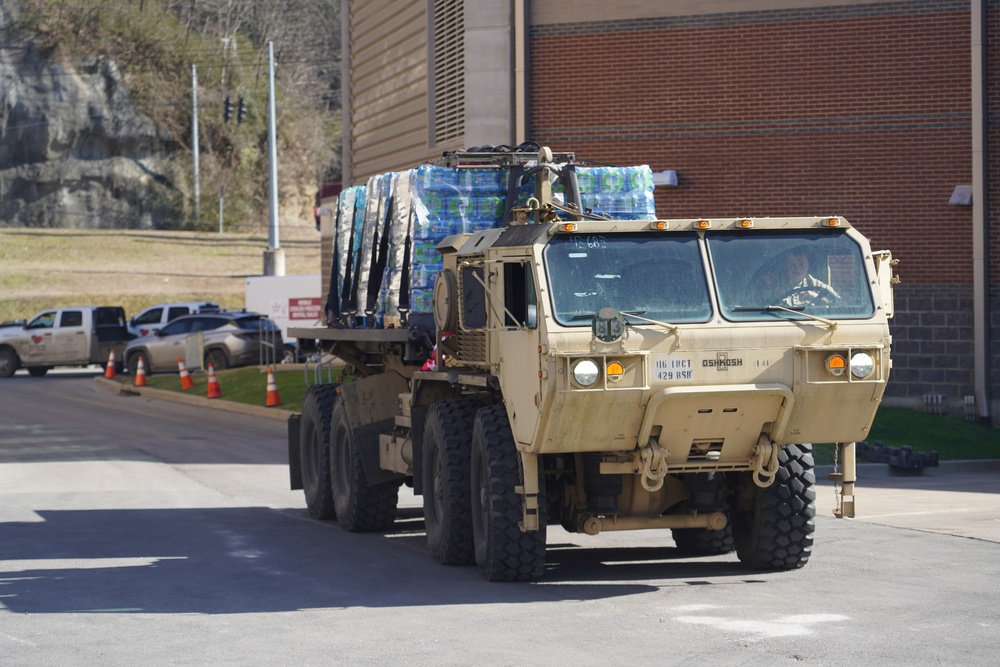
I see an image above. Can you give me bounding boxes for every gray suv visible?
[123,311,282,376]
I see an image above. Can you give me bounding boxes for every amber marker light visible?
[559,222,578,232]
[738,219,753,228]
[694,220,711,229]
[825,217,840,227]
[606,360,625,382]
[651,220,668,230]
[825,353,847,376]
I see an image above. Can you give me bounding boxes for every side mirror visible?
[872,250,898,319]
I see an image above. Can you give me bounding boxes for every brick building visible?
[340,0,999,424]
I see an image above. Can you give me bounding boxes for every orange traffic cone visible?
[104,349,117,379]
[265,366,281,407]
[133,355,147,387]
[177,358,195,390]
[206,363,222,399]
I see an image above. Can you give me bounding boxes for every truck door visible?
[51,310,90,364]
[497,260,543,445]
[19,311,58,365]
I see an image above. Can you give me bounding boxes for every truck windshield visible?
[707,230,876,322]
[544,232,712,327]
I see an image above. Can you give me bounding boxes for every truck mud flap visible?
[336,373,410,486]
[288,414,303,490]
[354,418,405,486]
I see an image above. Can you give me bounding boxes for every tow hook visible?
[752,434,780,488]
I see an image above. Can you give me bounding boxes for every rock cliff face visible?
[0,0,181,228]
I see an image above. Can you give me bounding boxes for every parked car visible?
[123,311,282,376]
[127,301,220,338]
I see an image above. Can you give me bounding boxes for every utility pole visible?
[191,65,200,224]
[263,41,285,276]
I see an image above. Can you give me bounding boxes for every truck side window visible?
[134,308,163,326]
[28,312,56,329]
[504,262,537,329]
[167,307,189,321]
[461,265,487,329]
[60,311,83,327]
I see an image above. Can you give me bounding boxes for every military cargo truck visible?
[287,145,896,581]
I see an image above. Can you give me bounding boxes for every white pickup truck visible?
[0,306,129,378]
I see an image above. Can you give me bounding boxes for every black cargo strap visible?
[366,195,394,316]
[398,208,413,319]
[502,164,526,225]
[326,206,343,322]
[342,202,360,316]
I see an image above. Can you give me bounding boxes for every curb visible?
[92,376,296,422]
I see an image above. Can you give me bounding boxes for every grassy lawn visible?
[814,406,999,465]
[0,226,321,324]
[133,369,998,464]
[139,365,342,412]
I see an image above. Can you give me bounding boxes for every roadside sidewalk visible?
[816,460,1000,542]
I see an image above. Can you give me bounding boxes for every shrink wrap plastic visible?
[329,162,656,327]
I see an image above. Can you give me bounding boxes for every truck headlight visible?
[850,351,875,379]
[572,359,600,387]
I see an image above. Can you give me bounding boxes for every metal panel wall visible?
[347,0,457,183]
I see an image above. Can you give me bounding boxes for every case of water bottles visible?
[327,154,656,330]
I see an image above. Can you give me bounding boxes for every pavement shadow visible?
[0,506,776,614]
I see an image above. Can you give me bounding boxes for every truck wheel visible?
[470,403,547,582]
[27,366,50,378]
[732,444,816,570]
[672,523,735,556]
[299,385,337,519]
[330,400,399,532]
[0,348,19,378]
[422,399,480,565]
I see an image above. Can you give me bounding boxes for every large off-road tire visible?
[672,522,735,556]
[0,347,20,378]
[422,399,480,565]
[299,385,337,519]
[470,403,547,582]
[733,444,816,570]
[330,400,399,532]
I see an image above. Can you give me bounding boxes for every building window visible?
[431,0,464,145]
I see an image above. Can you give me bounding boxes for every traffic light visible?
[237,97,248,123]
[223,96,234,122]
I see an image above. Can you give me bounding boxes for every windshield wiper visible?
[734,304,838,330]
[569,309,645,321]
[733,305,804,312]
[622,311,680,335]
[567,309,679,335]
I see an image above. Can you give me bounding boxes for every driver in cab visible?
[762,249,840,307]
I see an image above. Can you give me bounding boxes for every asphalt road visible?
[1,370,999,666]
